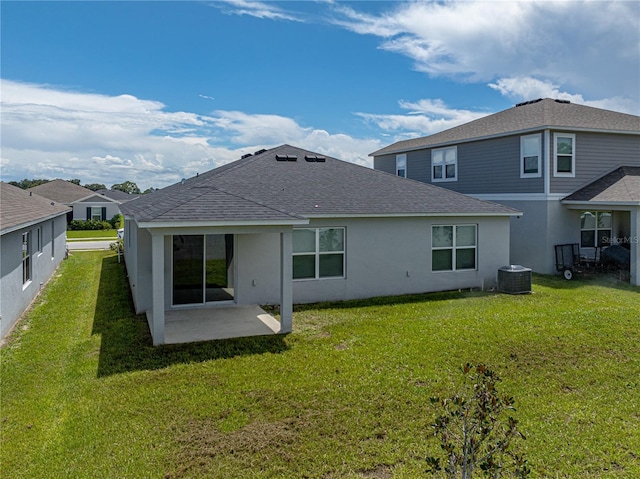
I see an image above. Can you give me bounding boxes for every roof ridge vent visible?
[305,155,325,162]
[515,98,543,107]
[554,99,571,104]
[254,148,267,155]
[241,153,253,159]
[276,154,297,162]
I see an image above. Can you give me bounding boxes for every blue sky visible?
[2,1,639,190]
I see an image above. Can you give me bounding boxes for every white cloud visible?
[488,77,639,115]
[0,79,380,190]
[331,1,640,106]
[356,98,490,140]
[215,0,304,22]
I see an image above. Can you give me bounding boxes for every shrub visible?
[426,363,530,478]
[68,220,112,231]
[109,214,123,229]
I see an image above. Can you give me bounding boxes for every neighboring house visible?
[95,188,139,203]
[0,182,69,340]
[121,145,518,345]
[28,180,122,223]
[371,98,640,286]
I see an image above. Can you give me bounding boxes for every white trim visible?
[395,153,407,178]
[292,227,345,280]
[563,201,640,209]
[520,134,542,178]
[469,193,565,202]
[553,132,576,177]
[431,224,477,272]
[139,219,308,229]
[370,127,638,157]
[304,211,521,218]
[431,146,458,182]
[544,129,551,195]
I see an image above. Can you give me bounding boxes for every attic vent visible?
[305,155,326,162]
[241,153,253,159]
[515,98,543,107]
[254,149,267,155]
[554,99,571,104]
[275,154,297,161]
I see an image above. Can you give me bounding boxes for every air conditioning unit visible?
[498,265,532,294]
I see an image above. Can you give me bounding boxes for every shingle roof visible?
[371,98,640,156]
[28,179,97,204]
[96,189,139,202]
[562,166,640,204]
[121,145,518,225]
[1,182,70,234]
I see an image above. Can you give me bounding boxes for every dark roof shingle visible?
[122,145,518,224]
[1,182,70,234]
[563,166,640,203]
[28,179,96,204]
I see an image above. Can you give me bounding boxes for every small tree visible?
[111,181,141,195]
[426,363,530,478]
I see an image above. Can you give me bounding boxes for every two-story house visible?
[371,98,640,285]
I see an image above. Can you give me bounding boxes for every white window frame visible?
[580,211,612,248]
[431,224,477,272]
[22,231,32,286]
[293,227,345,280]
[91,207,103,221]
[520,134,542,178]
[396,153,407,178]
[36,227,43,255]
[51,221,56,259]
[554,133,576,177]
[431,146,457,182]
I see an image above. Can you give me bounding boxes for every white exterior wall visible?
[72,200,121,221]
[0,215,67,339]
[232,216,511,305]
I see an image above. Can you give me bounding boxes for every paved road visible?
[67,240,115,251]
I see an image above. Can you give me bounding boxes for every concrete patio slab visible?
[164,305,281,344]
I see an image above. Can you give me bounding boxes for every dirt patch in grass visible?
[168,417,302,478]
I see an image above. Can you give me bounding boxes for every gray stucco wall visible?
[0,215,67,339]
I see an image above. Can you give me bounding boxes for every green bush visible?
[68,219,113,231]
[109,214,123,229]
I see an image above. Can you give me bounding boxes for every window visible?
[91,207,103,221]
[520,134,541,177]
[36,227,43,254]
[554,133,575,176]
[293,228,345,280]
[432,225,477,271]
[51,221,55,259]
[396,154,407,178]
[22,231,31,285]
[432,146,457,182]
[580,211,612,248]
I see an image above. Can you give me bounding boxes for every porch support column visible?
[630,207,639,286]
[279,230,293,333]
[151,233,166,345]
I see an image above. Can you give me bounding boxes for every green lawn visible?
[1,251,638,478]
[66,229,118,239]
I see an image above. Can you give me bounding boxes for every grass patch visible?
[1,252,639,478]
[66,229,118,239]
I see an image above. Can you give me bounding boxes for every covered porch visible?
[562,166,640,286]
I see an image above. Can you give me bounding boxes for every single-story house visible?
[0,182,69,340]
[28,180,122,223]
[121,145,519,345]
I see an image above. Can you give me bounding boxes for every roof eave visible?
[303,211,521,219]
[0,210,69,236]
[370,126,640,157]
[136,218,310,229]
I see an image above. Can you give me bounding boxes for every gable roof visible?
[1,182,70,235]
[562,166,640,205]
[371,98,640,156]
[96,189,139,202]
[122,145,518,226]
[28,179,98,204]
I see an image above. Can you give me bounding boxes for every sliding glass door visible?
[172,234,234,306]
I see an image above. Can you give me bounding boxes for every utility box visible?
[498,265,532,294]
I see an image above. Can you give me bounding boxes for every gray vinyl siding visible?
[374,134,545,194]
[550,132,640,194]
